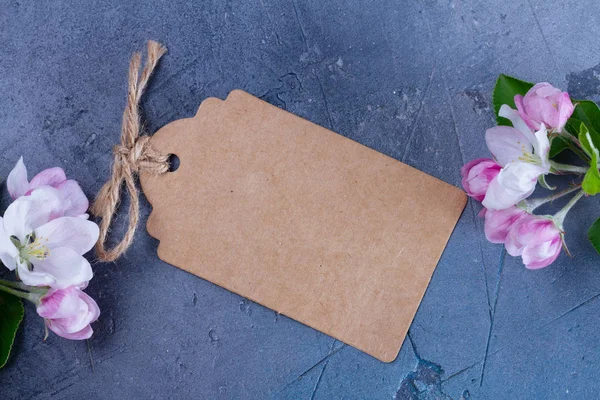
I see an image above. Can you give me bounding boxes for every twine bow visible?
[92,41,169,262]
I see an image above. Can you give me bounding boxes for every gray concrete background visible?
[1,0,600,399]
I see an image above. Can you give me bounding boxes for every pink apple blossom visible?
[37,286,100,340]
[0,186,99,288]
[481,206,527,244]
[461,158,501,201]
[7,157,89,218]
[482,105,550,210]
[505,214,562,269]
[514,83,574,133]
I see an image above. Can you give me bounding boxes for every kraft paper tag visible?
[140,90,466,362]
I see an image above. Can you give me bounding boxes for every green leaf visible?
[0,291,24,368]
[571,101,600,133]
[588,217,600,255]
[579,123,600,195]
[568,101,600,149]
[549,136,570,158]
[492,74,534,126]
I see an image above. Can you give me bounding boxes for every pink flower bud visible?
[6,157,89,218]
[514,83,574,133]
[482,206,527,244]
[505,214,562,269]
[36,286,100,340]
[461,158,501,201]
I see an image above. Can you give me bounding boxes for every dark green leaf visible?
[579,124,600,195]
[0,291,24,368]
[549,136,569,158]
[571,101,600,132]
[568,101,600,149]
[564,120,580,137]
[492,74,534,126]
[588,217,600,255]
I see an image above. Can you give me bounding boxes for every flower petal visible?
[483,207,526,244]
[526,95,560,129]
[37,287,82,319]
[26,247,93,289]
[35,217,99,255]
[530,82,561,99]
[47,322,93,340]
[461,158,501,201]
[485,126,533,166]
[0,218,18,271]
[57,180,89,217]
[3,191,56,241]
[496,162,545,193]
[28,167,67,192]
[79,290,100,323]
[6,157,29,199]
[482,177,527,211]
[521,237,562,269]
[509,218,560,246]
[17,261,55,287]
[557,92,574,132]
[532,125,550,170]
[499,104,536,142]
[481,163,542,210]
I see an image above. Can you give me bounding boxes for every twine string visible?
[92,41,168,262]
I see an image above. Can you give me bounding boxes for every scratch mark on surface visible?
[407,330,421,360]
[396,331,461,399]
[94,345,127,364]
[309,340,336,400]
[393,248,405,262]
[443,346,507,385]
[291,0,309,51]
[295,344,346,382]
[469,201,493,310]
[479,247,506,386]
[49,381,77,397]
[445,290,600,386]
[309,361,328,400]
[544,292,600,327]
[401,62,436,162]
[442,76,465,166]
[86,339,95,373]
[443,70,497,315]
[145,54,204,97]
[443,70,494,319]
[258,0,283,46]
[314,70,337,131]
[207,34,225,79]
[526,0,555,62]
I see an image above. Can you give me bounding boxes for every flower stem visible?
[524,185,581,212]
[560,134,591,163]
[0,279,48,295]
[553,190,586,229]
[0,283,38,303]
[550,161,588,174]
[0,278,30,290]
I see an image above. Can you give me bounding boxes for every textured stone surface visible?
[1,0,600,398]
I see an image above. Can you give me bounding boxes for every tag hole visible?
[168,154,180,172]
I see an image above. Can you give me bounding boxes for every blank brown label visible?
[140,90,466,362]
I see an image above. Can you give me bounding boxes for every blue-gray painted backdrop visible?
[1,1,600,399]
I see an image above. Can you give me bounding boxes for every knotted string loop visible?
[92,41,168,262]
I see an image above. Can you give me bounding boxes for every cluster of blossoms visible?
[0,158,100,339]
[462,82,585,269]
